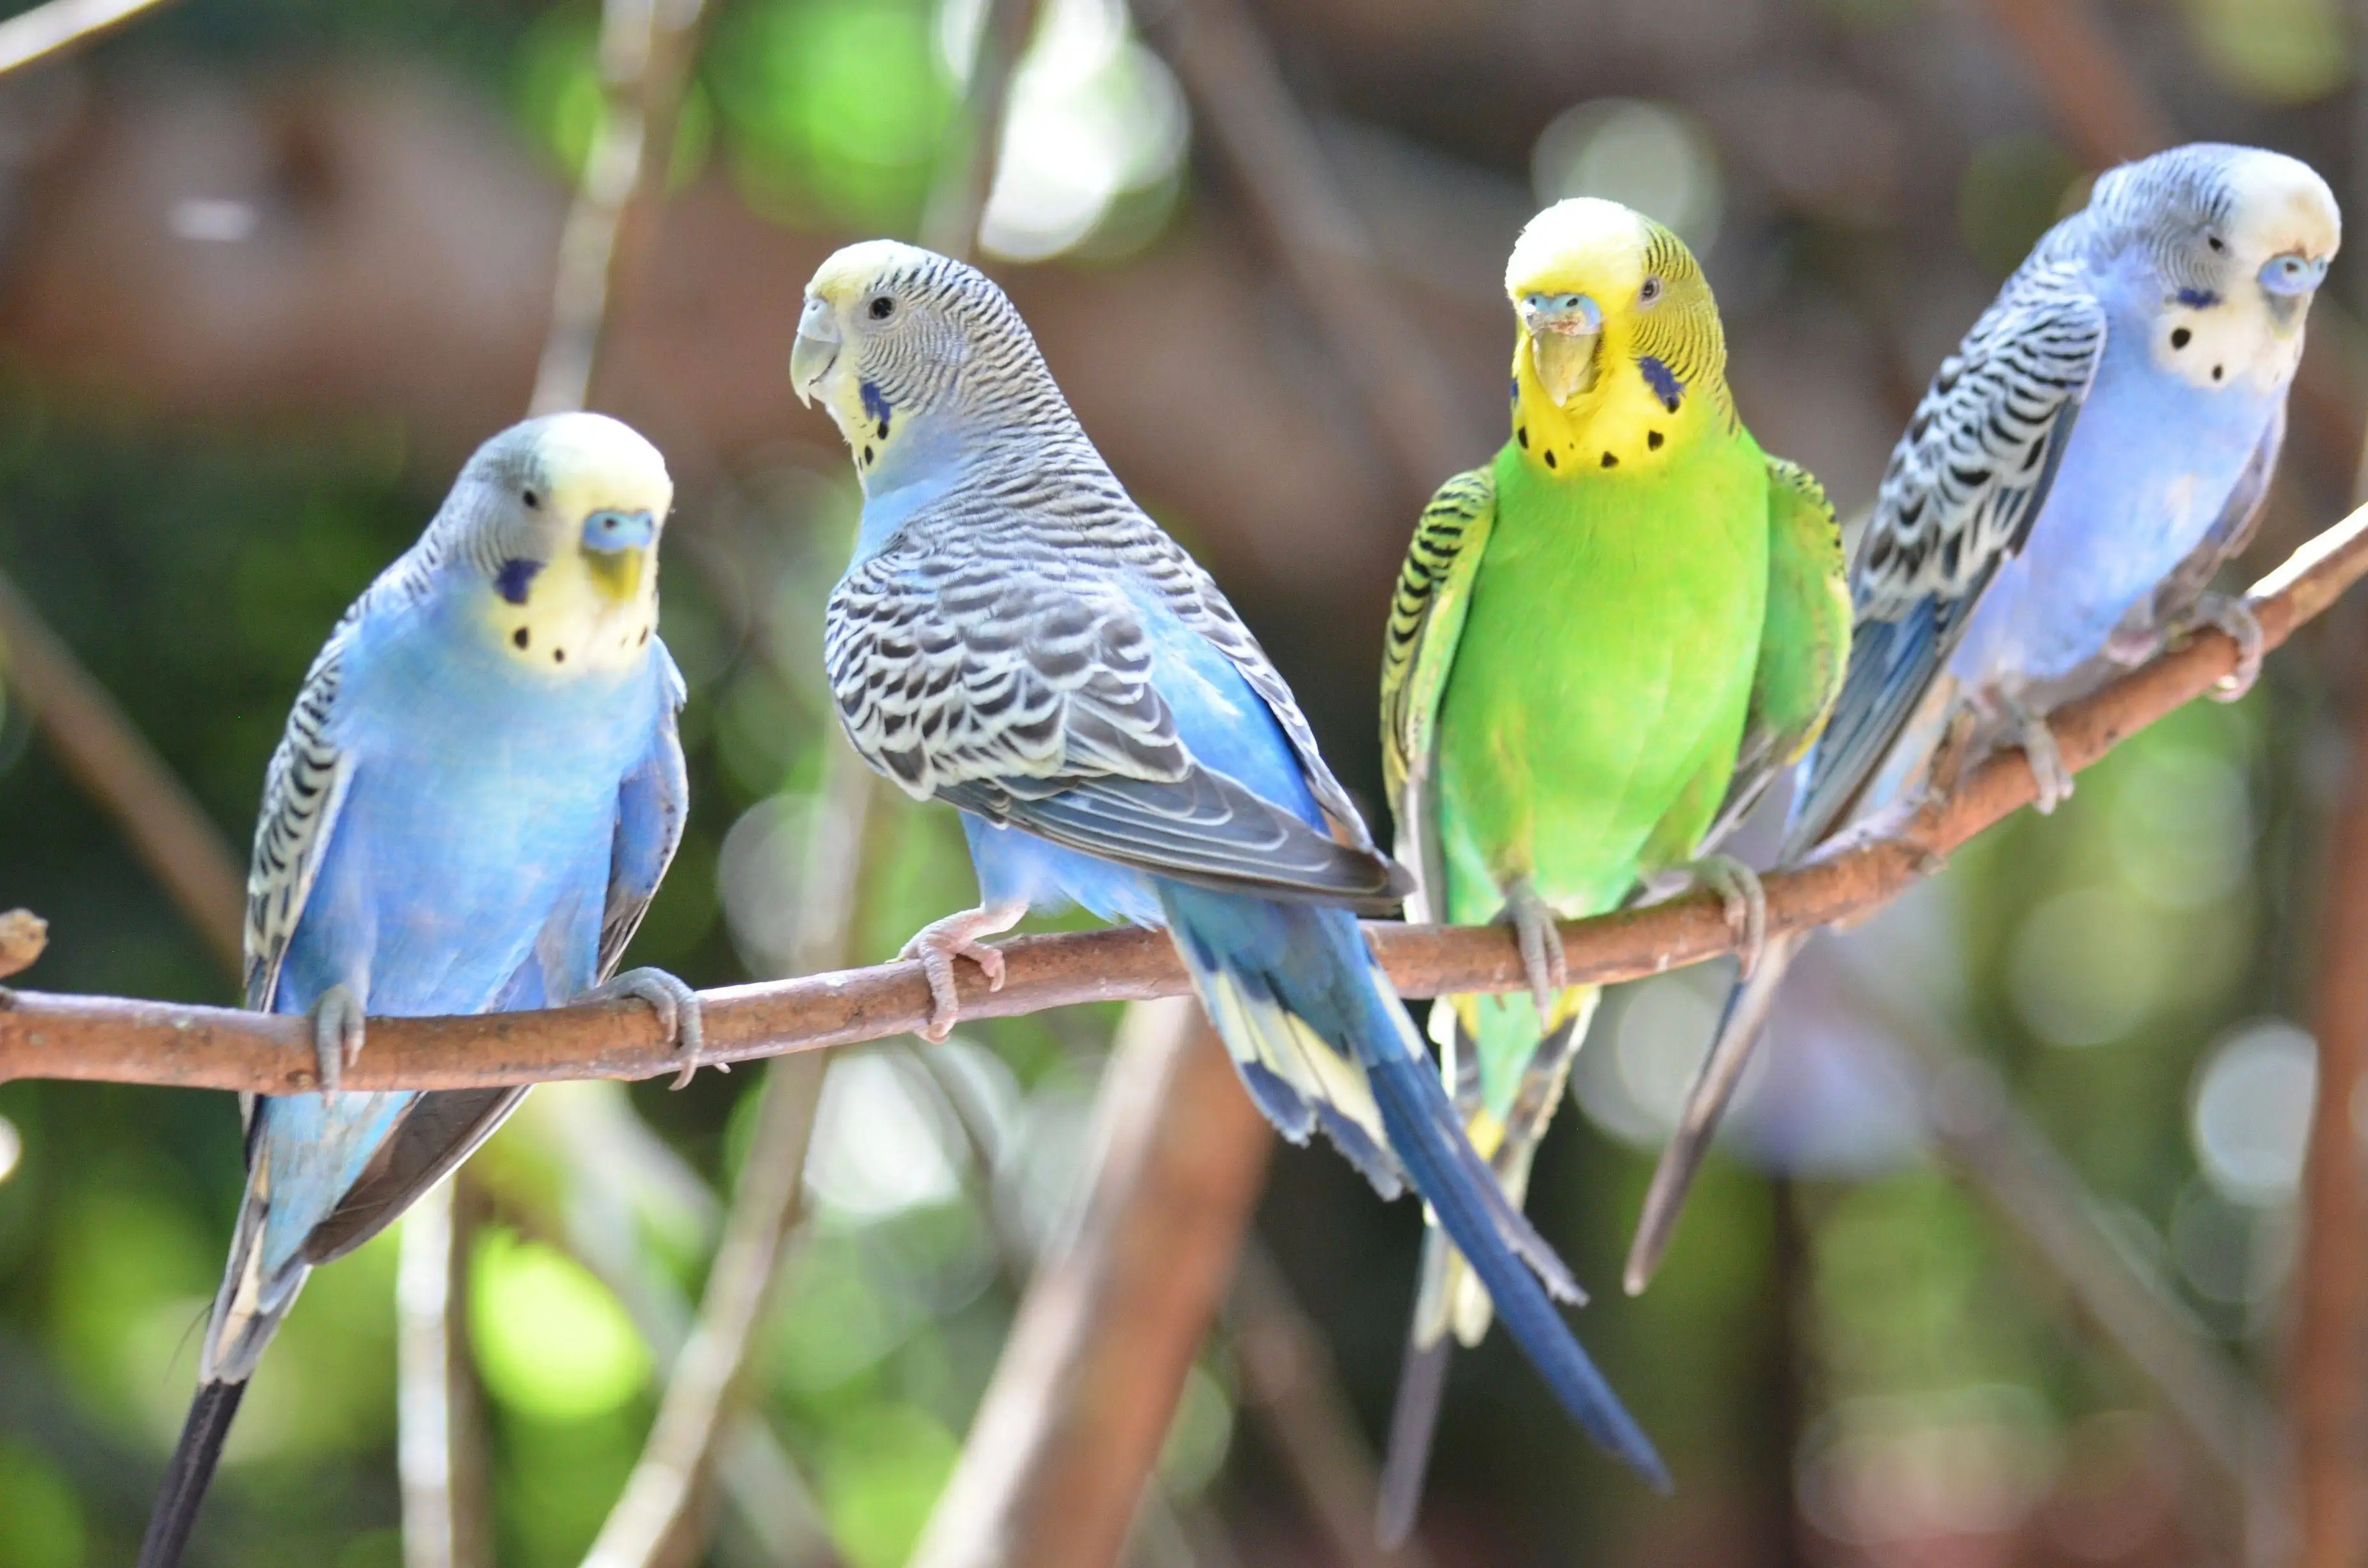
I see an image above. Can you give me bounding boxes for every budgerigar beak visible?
[1519,291,1604,406]
[791,295,841,408]
[580,509,655,602]
[2260,250,2331,297]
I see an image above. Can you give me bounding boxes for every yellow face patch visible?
[491,546,657,674]
[1502,199,1729,476]
[487,412,670,674]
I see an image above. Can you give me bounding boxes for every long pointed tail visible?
[1376,1312,1453,1548]
[1377,994,1595,1539]
[1161,886,1666,1494]
[138,1378,247,1568]
[1623,928,1807,1295]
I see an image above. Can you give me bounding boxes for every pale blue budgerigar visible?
[138,413,704,1568]
[792,240,1668,1489]
[1624,143,2340,1293]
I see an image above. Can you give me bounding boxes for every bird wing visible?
[1126,525,1392,867]
[243,614,362,1018]
[596,646,691,983]
[1378,468,1496,924]
[1704,456,1852,849]
[829,535,1405,908]
[1784,257,2105,853]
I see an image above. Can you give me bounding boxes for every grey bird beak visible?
[1520,291,1604,406]
[791,295,841,408]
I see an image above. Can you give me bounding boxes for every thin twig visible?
[1227,1242,1435,1568]
[1836,965,2278,1530]
[1973,0,2170,167]
[0,567,245,977]
[909,1000,1274,1568]
[0,0,172,78]
[475,1087,837,1564]
[529,0,714,417]
[1142,0,1486,491]
[578,744,872,1568]
[12,496,2368,1091]
[397,1178,491,1568]
[918,0,1038,256]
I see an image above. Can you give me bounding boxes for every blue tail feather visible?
[1161,884,1666,1490]
[1365,1041,1669,1489]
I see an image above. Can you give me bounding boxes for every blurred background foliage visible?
[0,0,2362,1564]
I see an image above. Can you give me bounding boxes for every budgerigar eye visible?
[1640,277,1663,303]
[869,295,896,320]
[2207,234,2226,252]
[522,487,541,509]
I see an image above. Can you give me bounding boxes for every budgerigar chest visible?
[1433,439,1768,924]
[277,592,668,1019]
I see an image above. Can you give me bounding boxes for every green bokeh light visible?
[816,1401,960,1568]
[468,1227,651,1421]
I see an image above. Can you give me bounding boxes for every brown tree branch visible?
[8,497,2365,1092]
[2289,683,2368,1568]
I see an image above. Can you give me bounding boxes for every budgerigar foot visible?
[1497,878,1567,1020]
[2003,697,2073,814]
[1672,854,1768,977]
[310,983,366,1097]
[2183,592,2265,701]
[584,967,708,1089]
[900,901,1028,1043]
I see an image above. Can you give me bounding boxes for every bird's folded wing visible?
[1786,257,2105,853]
[1378,468,1497,922]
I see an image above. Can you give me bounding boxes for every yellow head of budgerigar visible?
[1504,197,1732,478]
[482,411,672,675]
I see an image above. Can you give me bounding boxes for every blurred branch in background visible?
[530,0,715,418]
[1973,0,2170,167]
[17,494,2368,1093]
[477,1084,837,1565]
[397,1177,491,1568]
[1973,0,2364,483]
[2289,685,2368,1568]
[919,0,1039,257]
[909,999,1272,1568]
[579,1,1035,1549]
[0,568,245,979]
[1228,1241,1435,1568]
[1140,0,1486,494]
[0,0,171,77]
[579,744,867,1568]
[1840,962,2281,1561]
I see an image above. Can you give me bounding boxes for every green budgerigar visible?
[1375,198,1850,1537]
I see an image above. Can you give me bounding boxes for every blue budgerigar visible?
[1624,143,2340,1293]
[139,414,703,1568]
[793,240,1667,1489]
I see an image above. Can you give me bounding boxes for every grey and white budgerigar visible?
[793,239,1668,1489]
